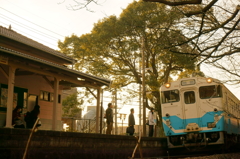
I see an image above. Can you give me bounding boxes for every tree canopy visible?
[59,1,203,136]
[61,0,240,84]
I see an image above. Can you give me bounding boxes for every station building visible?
[0,25,111,131]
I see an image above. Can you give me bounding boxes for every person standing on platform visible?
[148,107,156,137]
[128,108,135,136]
[106,103,113,135]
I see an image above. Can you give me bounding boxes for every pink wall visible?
[15,75,62,120]
[0,74,63,130]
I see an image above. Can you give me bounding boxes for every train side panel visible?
[222,85,240,134]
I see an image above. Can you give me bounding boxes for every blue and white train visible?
[160,77,240,149]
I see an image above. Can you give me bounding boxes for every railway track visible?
[132,142,240,159]
[133,152,240,159]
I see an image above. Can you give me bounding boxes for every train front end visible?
[160,77,225,149]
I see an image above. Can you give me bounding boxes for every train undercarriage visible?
[167,131,240,152]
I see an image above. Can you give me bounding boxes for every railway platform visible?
[0,128,168,159]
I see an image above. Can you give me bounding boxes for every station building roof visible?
[0,26,111,88]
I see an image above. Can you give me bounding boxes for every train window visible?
[199,85,222,99]
[184,91,195,104]
[161,90,179,104]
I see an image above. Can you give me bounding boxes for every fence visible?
[62,118,154,136]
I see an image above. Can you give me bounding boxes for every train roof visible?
[160,77,222,90]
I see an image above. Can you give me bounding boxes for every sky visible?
[0,0,138,126]
[0,0,132,49]
[1,0,240,104]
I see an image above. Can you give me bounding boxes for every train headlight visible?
[166,119,171,126]
[207,122,216,128]
[165,83,171,88]
[206,78,212,83]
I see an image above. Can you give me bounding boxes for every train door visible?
[181,88,200,131]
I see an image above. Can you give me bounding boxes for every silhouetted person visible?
[25,105,40,129]
[128,108,135,136]
[106,103,113,134]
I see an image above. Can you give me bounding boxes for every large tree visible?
[61,0,240,84]
[59,1,201,136]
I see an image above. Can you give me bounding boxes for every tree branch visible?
[184,0,218,17]
[143,0,202,6]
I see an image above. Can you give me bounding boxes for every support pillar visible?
[5,66,16,128]
[52,78,59,131]
[96,87,101,133]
